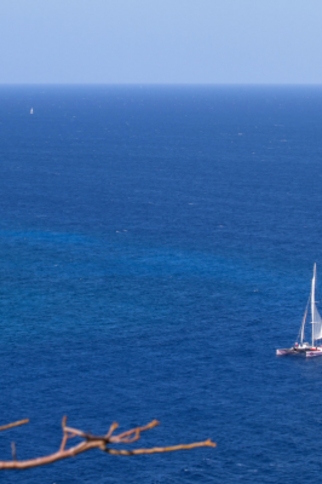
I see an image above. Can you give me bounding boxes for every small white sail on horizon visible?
[30,107,33,114]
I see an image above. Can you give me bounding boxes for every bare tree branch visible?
[0,419,29,432]
[0,417,216,470]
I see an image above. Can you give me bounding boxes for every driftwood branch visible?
[0,417,216,470]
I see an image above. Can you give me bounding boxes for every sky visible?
[0,0,322,84]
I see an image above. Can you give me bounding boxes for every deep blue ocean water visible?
[1,85,322,483]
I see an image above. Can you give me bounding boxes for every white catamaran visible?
[277,263,322,357]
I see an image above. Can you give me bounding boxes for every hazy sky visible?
[1,0,321,84]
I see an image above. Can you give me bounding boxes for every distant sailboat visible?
[30,108,33,114]
[277,263,322,357]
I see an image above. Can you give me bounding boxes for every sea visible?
[1,85,322,484]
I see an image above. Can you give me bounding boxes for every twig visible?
[11,443,17,461]
[106,440,216,455]
[0,420,29,432]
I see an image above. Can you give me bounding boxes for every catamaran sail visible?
[277,263,322,357]
[311,264,322,344]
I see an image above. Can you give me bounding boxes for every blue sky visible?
[0,0,321,84]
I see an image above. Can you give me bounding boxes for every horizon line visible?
[1,82,322,87]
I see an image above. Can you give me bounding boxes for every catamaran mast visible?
[312,263,317,346]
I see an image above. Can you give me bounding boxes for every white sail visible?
[310,263,322,343]
[312,304,322,341]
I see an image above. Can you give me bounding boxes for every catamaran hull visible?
[306,349,322,358]
[276,348,307,356]
[276,347,322,357]
[276,349,295,356]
